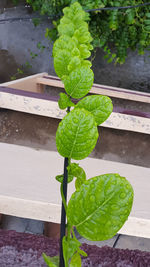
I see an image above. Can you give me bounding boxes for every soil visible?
[0,230,149,267]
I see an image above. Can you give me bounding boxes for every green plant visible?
[25,0,150,64]
[43,2,134,267]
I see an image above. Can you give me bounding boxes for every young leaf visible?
[79,44,91,59]
[55,174,74,184]
[53,36,76,57]
[67,174,134,241]
[76,95,113,125]
[70,252,82,267]
[58,93,75,110]
[63,236,81,266]
[58,22,75,37]
[68,163,86,189]
[54,50,71,79]
[56,108,98,160]
[64,66,94,99]
[77,248,87,257]
[42,253,59,267]
[67,56,81,73]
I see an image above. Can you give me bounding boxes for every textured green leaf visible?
[54,50,71,79]
[43,254,59,267]
[81,60,92,68]
[76,95,113,125]
[56,108,98,160]
[58,93,75,110]
[58,22,75,37]
[68,163,86,189]
[53,36,76,57]
[67,56,81,72]
[67,174,134,241]
[70,252,81,267]
[79,44,91,59]
[64,67,94,99]
[74,28,93,44]
[63,236,81,266]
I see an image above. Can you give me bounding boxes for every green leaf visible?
[56,108,98,160]
[58,93,75,110]
[63,236,81,266]
[68,163,86,189]
[70,252,81,267]
[55,174,74,184]
[54,50,71,79]
[67,174,134,241]
[77,248,87,257]
[76,95,113,125]
[81,60,92,68]
[53,36,76,57]
[79,44,91,59]
[42,253,59,267]
[64,67,94,99]
[67,56,81,72]
[58,22,75,37]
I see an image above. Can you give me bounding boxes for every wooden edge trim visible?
[37,75,150,104]
[0,193,149,238]
[119,217,150,239]
[0,73,48,87]
[0,195,61,224]
[0,91,150,134]
[0,86,150,119]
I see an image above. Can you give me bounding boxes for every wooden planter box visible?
[0,73,149,240]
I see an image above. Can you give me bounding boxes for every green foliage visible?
[63,236,81,266]
[56,108,98,160]
[67,173,133,241]
[43,2,134,267]
[64,67,94,98]
[25,0,150,64]
[76,95,113,125]
[67,163,86,189]
[70,252,81,267]
[58,93,75,110]
[42,254,59,267]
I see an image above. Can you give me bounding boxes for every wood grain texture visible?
[37,75,150,103]
[0,89,149,134]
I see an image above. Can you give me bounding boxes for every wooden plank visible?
[1,73,150,103]
[118,217,150,238]
[0,88,149,134]
[0,142,149,238]
[37,75,150,104]
[1,73,47,93]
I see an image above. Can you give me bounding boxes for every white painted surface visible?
[0,91,149,134]
[0,143,149,238]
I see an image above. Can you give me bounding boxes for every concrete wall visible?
[0,2,150,92]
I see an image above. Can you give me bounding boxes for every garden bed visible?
[0,230,149,266]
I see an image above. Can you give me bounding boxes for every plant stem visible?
[59,107,70,267]
[59,157,69,267]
